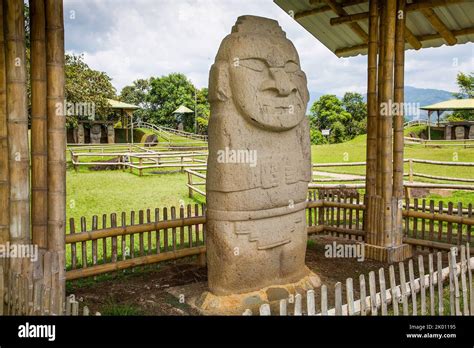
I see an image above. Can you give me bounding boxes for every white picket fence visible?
[244,244,473,316]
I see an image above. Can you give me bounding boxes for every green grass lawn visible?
[312,134,474,180]
[67,170,204,231]
[67,129,473,228]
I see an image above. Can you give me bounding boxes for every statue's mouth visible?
[261,103,302,116]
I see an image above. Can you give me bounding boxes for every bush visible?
[329,121,346,144]
[310,129,326,145]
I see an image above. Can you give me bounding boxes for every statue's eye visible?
[285,61,299,73]
[240,59,267,72]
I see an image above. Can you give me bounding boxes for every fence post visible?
[187,171,194,198]
[408,158,413,183]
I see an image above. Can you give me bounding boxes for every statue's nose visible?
[269,68,296,96]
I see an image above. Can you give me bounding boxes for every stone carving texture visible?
[206,15,312,295]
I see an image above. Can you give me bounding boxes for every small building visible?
[420,99,474,140]
[67,99,140,144]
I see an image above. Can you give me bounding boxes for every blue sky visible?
[64,0,474,96]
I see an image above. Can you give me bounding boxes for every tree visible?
[147,73,195,127]
[309,94,351,144]
[195,88,210,134]
[449,71,474,121]
[309,93,368,144]
[120,78,152,121]
[65,54,116,127]
[310,128,326,145]
[329,121,346,143]
[342,92,367,137]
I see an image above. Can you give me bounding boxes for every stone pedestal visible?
[196,273,320,315]
[455,126,465,140]
[469,125,474,139]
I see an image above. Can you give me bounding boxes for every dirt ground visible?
[67,235,433,315]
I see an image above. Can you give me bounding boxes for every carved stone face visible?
[230,37,308,131]
[210,18,309,132]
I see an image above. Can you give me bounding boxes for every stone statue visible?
[90,124,102,144]
[445,125,452,140]
[455,126,465,140]
[77,123,85,144]
[107,124,115,144]
[204,15,318,304]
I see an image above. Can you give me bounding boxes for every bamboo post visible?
[428,111,432,140]
[30,0,49,249]
[380,0,397,246]
[0,0,9,247]
[365,0,378,203]
[4,0,30,244]
[393,0,406,246]
[408,158,414,182]
[46,0,66,312]
[375,1,386,198]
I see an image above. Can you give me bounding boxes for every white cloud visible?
[64,0,474,95]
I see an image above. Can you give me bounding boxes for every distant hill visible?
[404,86,454,120]
[308,86,455,120]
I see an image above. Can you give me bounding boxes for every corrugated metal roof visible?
[421,98,474,110]
[273,0,474,57]
[108,99,140,110]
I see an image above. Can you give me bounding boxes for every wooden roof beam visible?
[404,27,423,50]
[325,0,368,42]
[334,25,474,55]
[418,6,457,45]
[295,0,367,20]
[330,0,466,25]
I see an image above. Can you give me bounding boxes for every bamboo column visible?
[0,0,9,246]
[46,0,66,313]
[365,0,378,200]
[4,0,30,247]
[375,2,386,198]
[380,0,397,246]
[393,0,406,246]
[30,0,48,249]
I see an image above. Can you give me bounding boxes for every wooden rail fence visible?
[70,148,208,175]
[64,192,474,280]
[186,159,474,198]
[244,245,473,316]
[66,204,207,280]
